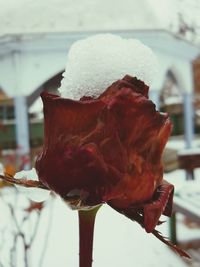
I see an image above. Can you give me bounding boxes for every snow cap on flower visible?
[59,33,158,99]
[14,168,50,202]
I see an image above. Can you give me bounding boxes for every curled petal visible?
[102,83,172,206]
[108,180,189,258]
[143,180,174,233]
[109,181,174,232]
[99,75,149,99]
[36,76,172,208]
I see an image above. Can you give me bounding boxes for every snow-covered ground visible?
[0,188,190,267]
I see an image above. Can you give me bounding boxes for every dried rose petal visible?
[36,75,172,209]
[35,75,190,257]
[109,180,174,233]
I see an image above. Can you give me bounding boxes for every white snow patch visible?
[165,168,200,194]
[166,137,200,150]
[0,162,4,175]
[14,168,50,202]
[59,34,158,99]
[178,147,200,156]
[0,201,10,229]
[164,96,183,105]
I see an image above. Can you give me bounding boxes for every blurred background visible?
[0,0,200,267]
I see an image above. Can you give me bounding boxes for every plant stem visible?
[78,206,100,267]
[0,174,47,189]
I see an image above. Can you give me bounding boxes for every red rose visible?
[36,75,173,233]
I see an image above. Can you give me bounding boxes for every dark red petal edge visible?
[143,181,174,233]
[108,204,190,258]
[99,75,149,99]
[108,181,190,258]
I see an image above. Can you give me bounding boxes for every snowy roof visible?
[0,0,200,44]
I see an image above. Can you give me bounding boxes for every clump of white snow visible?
[14,168,50,202]
[59,34,158,99]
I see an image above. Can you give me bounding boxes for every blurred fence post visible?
[183,92,194,149]
[183,92,195,180]
[14,96,31,170]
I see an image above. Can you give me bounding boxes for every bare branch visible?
[29,212,41,246]
[8,204,22,233]
[20,233,29,267]
[152,229,190,258]
[0,174,48,190]
[7,199,43,267]
[39,198,54,267]
[10,233,20,267]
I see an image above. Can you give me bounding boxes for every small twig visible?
[20,233,29,267]
[38,198,54,267]
[1,188,44,267]
[29,212,41,246]
[8,203,31,267]
[8,204,22,233]
[8,200,43,267]
[22,213,31,225]
[8,203,27,267]
[0,174,48,190]
[10,233,20,267]
[152,229,190,258]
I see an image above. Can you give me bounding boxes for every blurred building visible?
[0,0,199,157]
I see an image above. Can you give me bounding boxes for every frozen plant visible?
[0,34,189,267]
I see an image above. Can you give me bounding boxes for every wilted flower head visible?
[36,74,173,233]
[34,34,174,234]
[3,34,189,257]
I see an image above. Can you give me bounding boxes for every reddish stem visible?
[78,206,100,267]
[0,174,47,189]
